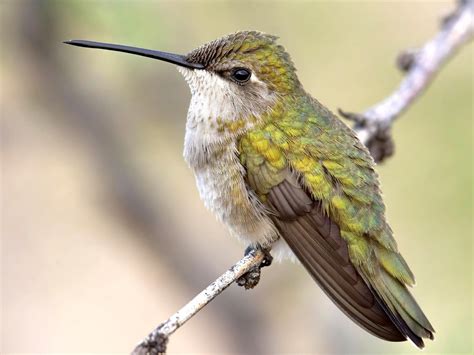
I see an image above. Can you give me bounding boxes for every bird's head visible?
[65,31,300,133]
[180,31,300,123]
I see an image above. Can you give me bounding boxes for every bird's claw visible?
[237,245,273,289]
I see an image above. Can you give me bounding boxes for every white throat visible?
[177,67,276,167]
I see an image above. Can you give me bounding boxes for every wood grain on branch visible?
[132,2,473,354]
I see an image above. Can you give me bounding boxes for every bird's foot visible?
[237,245,273,290]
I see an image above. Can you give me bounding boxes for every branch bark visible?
[132,249,267,354]
[339,0,473,163]
[132,1,473,353]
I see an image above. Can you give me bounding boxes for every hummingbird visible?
[65,31,434,348]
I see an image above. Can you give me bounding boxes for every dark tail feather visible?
[370,286,426,348]
[365,269,435,348]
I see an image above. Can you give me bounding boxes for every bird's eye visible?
[231,68,251,83]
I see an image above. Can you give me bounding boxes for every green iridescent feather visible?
[239,92,433,344]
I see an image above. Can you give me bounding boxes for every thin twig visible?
[339,1,473,163]
[132,249,266,354]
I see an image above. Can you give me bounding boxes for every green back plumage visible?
[240,94,391,247]
[239,92,434,346]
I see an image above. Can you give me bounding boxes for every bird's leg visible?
[236,244,273,289]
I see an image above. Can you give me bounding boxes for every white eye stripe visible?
[250,72,264,84]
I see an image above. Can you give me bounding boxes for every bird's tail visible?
[365,267,435,348]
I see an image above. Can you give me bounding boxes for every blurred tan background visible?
[1,0,472,354]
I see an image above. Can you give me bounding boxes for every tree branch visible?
[132,249,267,354]
[131,2,473,354]
[339,0,473,163]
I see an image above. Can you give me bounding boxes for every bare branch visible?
[132,249,267,354]
[340,1,473,163]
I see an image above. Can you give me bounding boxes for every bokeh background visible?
[1,0,472,354]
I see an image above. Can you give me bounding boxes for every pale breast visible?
[185,137,278,246]
[179,66,279,247]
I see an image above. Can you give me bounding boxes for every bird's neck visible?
[183,89,315,169]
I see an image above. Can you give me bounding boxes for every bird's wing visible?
[267,172,406,341]
[238,105,434,346]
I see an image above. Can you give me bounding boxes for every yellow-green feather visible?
[239,93,420,316]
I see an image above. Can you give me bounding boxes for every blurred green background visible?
[1,0,472,354]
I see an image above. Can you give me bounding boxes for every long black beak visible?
[63,40,204,69]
